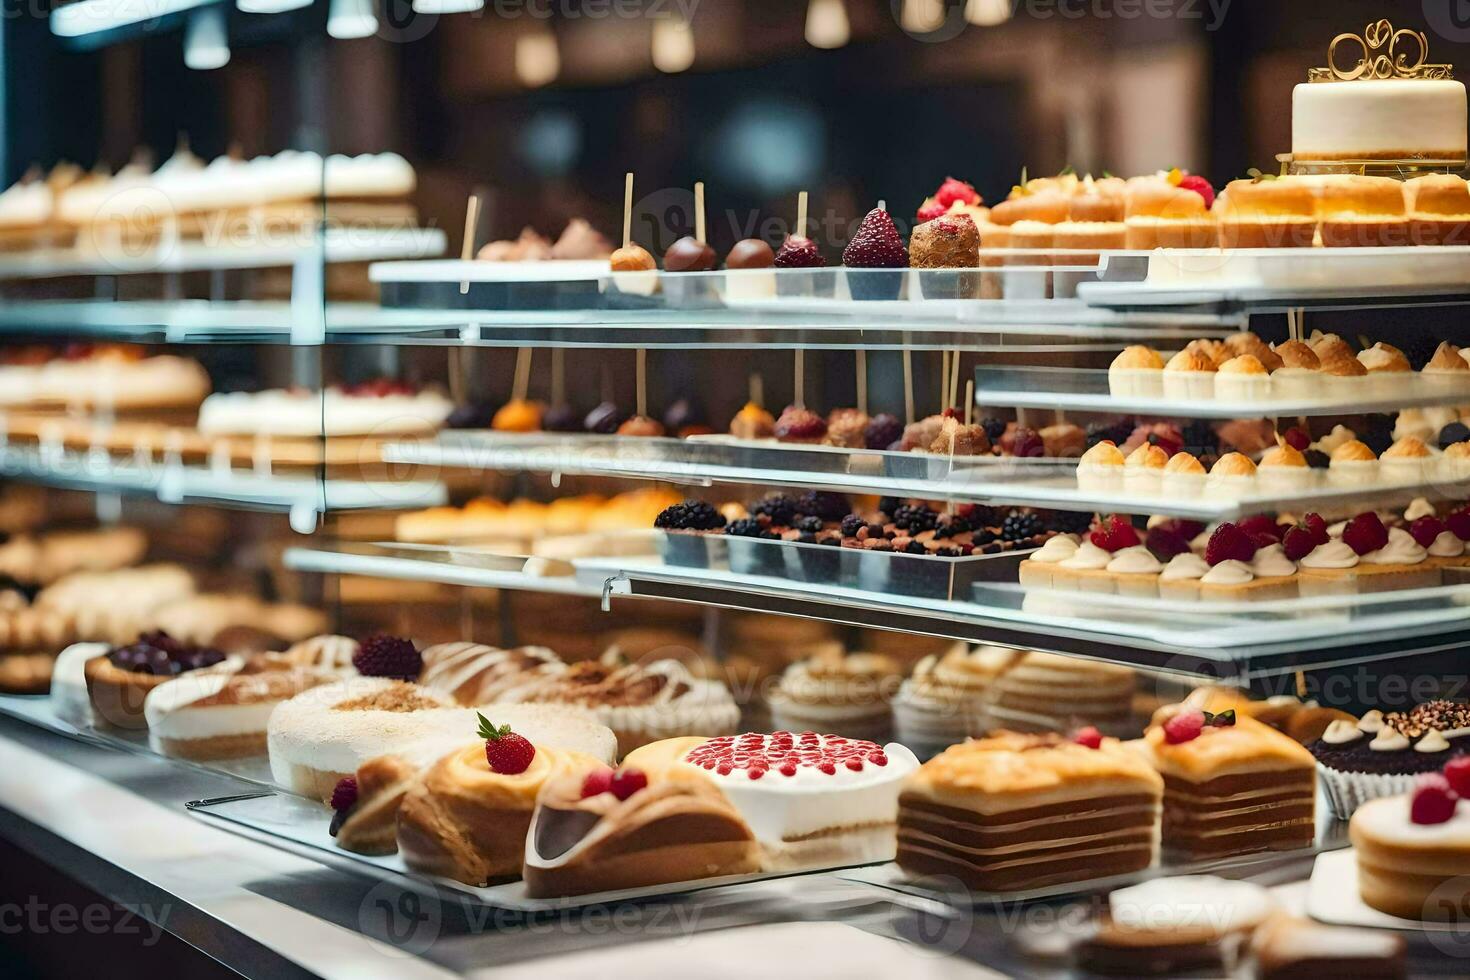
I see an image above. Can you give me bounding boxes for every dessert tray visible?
[185,789,881,913]
[1306,849,1464,933]
[973,365,1470,418]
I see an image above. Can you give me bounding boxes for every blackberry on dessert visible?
[83,630,230,730]
[654,500,727,532]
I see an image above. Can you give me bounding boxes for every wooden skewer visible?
[949,349,962,414]
[512,347,532,402]
[903,350,914,425]
[940,351,951,413]
[459,194,481,295]
[623,173,635,250]
[794,349,805,410]
[551,347,565,406]
[750,373,764,408]
[448,347,466,404]
[856,350,868,416]
[636,348,648,418]
[797,191,809,240]
[964,380,974,427]
[695,182,707,245]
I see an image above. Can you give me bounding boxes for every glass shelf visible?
[383,431,1467,520]
[283,543,605,596]
[972,365,1470,418]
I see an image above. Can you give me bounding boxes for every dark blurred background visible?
[5,0,1462,255]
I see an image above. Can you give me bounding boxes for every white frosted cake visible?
[1293,79,1467,161]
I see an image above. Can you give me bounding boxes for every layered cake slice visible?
[982,651,1137,736]
[1143,707,1315,860]
[896,732,1163,891]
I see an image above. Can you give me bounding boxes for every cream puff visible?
[1422,342,1470,386]
[1206,452,1258,500]
[1357,342,1413,397]
[1123,443,1169,496]
[1163,348,1216,401]
[1161,452,1207,496]
[1187,339,1233,370]
[1215,354,1272,402]
[1108,345,1165,399]
[1258,443,1312,492]
[1315,341,1369,397]
[1076,440,1126,492]
[1270,340,1324,400]
[1442,441,1470,481]
[1329,439,1379,487]
[1380,437,1434,484]
[1224,332,1283,371]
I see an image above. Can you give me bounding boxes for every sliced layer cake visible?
[983,651,1137,736]
[896,732,1162,891]
[1142,707,1315,860]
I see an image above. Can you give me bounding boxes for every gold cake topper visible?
[1308,20,1453,82]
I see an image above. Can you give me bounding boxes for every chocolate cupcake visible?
[1309,700,1470,819]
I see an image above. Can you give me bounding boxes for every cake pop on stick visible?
[730,374,775,439]
[774,191,824,268]
[617,348,665,436]
[664,181,717,272]
[492,348,543,432]
[610,173,657,271]
[543,348,580,431]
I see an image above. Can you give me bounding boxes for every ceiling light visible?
[515,27,560,87]
[805,0,849,50]
[652,14,695,73]
[965,0,1012,26]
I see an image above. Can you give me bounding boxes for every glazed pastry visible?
[83,631,230,730]
[897,731,1162,891]
[1142,707,1315,859]
[523,765,760,897]
[626,731,920,869]
[396,721,607,885]
[329,754,419,855]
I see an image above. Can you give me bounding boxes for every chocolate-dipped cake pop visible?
[543,404,581,432]
[663,236,717,272]
[584,401,625,434]
[446,401,496,430]
[663,399,712,438]
[726,239,775,269]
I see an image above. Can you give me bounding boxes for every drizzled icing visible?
[1201,559,1253,585]
[1361,527,1428,567]
[1107,545,1164,574]
[1161,553,1209,582]
[1060,541,1112,570]
[1249,543,1297,578]
[1300,540,1359,569]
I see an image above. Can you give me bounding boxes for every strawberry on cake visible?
[623,731,920,870]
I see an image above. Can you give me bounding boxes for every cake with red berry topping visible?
[1350,758,1470,921]
[1296,512,1440,595]
[1142,706,1315,860]
[522,764,760,898]
[196,381,452,438]
[623,731,920,869]
[1158,521,1299,603]
[395,713,609,885]
[896,731,1162,892]
[1124,171,1218,249]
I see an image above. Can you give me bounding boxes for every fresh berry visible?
[1410,516,1446,549]
[893,504,939,533]
[1146,525,1192,561]
[1438,421,1470,451]
[1090,514,1141,552]
[1282,427,1311,452]
[1445,757,1470,798]
[1281,526,1317,562]
[1237,515,1280,541]
[796,491,849,523]
[477,714,536,775]
[751,495,798,526]
[1001,510,1044,542]
[1302,513,1330,546]
[609,768,649,801]
[843,208,908,269]
[981,417,1007,442]
[1204,522,1257,566]
[1342,512,1390,557]
[864,414,903,451]
[916,199,947,224]
[581,767,615,798]
[1448,507,1470,542]
[1304,449,1330,469]
[1004,426,1046,458]
[839,515,866,537]
[330,776,359,812]
[1163,710,1205,745]
[935,177,981,209]
[1410,773,1459,825]
[655,500,727,531]
[352,634,422,680]
[774,236,826,269]
[1073,726,1103,749]
[725,517,776,539]
[1177,174,1215,208]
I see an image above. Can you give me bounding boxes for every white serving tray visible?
[1306,848,1466,933]
[187,790,881,912]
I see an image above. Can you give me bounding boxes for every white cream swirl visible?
[1415,730,1451,753]
[1361,527,1428,567]
[1107,545,1164,574]
[1059,541,1111,570]
[1160,553,1209,582]
[1322,719,1363,745]
[1300,539,1359,570]
[1030,535,1080,564]
[1357,710,1385,734]
[1404,498,1437,522]
[1249,543,1297,578]
[1370,728,1410,752]
[1201,559,1254,585]
[1430,531,1465,558]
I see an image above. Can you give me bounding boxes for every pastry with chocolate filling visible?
[523,766,760,898]
[896,731,1162,891]
[330,754,419,856]
[1142,706,1315,860]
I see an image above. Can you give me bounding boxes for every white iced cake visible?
[1293,79,1467,161]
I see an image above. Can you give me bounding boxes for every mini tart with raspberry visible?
[84,633,232,731]
[523,766,760,898]
[624,731,920,871]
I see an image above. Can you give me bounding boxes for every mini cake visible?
[1297,513,1440,595]
[1015,534,1080,591]
[1350,760,1470,921]
[1051,515,1139,595]
[1357,342,1413,396]
[83,631,230,730]
[1122,443,1168,496]
[1123,173,1218,249]
[982,652,1137,737]
[1162,348,1215,400]
[891,644,1017,754]
[1215,179,1316,249]
[1143,707,1315,859]
[767,649,901,742]
[144,655,334,760]
[1054,179,1126,254]
[1076,440,1125,491]
[1404,174,1470,246]
[1380,436,1434,483]
[1422,340,1470,385]
[1107,345,1165,398]
[1270,340,1324,399]
[396,716,608,885]
[523,765,760,897]
[1205,452,1257,501]
[1159,522,1296,604]
[1314,175,1411,248]
[628,732,920,869]
[896,732,1162,891]
[1161,452,1207,496]
[1328,439,1379,487]
[1309,701,1470,819]
[329,754,419,856]
[1215,354,1271,402]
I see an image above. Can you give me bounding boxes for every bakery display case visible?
[9,7,1470,978]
